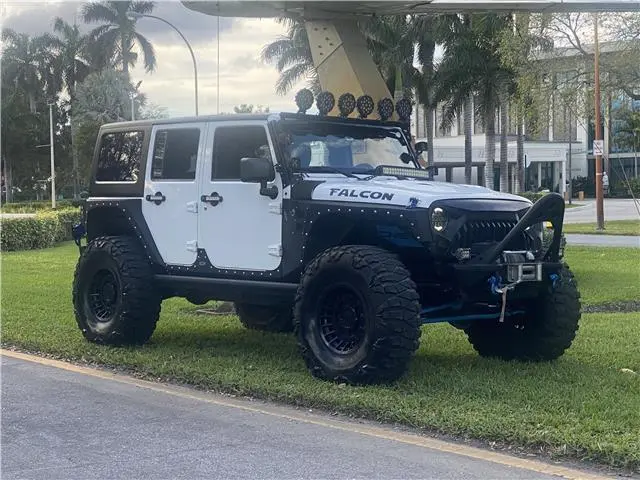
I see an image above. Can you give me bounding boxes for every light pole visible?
[128,12,198,116]
[48,101,56,209]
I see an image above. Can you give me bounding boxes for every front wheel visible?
[294,245,422,385]
[72,235,161,345]
[465,266,581,361]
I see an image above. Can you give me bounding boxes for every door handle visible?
[145,192,166,205]
[201,192,223,207]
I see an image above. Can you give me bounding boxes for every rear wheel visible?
[465,266,581,361]
[72,235,161,345]
[234,303,293,333]
[294,245,421,385]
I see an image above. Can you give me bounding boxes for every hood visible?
[306,174,531,209]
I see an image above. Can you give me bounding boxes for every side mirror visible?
[240,157,275,183]
[240,157,278,199]
[414,141,428,154]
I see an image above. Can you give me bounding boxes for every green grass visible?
[563,220,640,236]
[564,246,640,305]
[2,243,640,472]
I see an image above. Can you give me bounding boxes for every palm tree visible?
[433,14,476,184]
[81,1,157,76]
[49,17,95,198]
[260,16,320,95]
[408,15,439,170]
[1,28,56,113]
[361,15,417,100]
[434,14,515,190]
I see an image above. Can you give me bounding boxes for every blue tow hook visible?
[488,274,503,296]
[550,273,560,289]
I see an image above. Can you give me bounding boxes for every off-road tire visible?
[294,245,421,385]
[72,235,161,345]
[234,303,293,333]
[465,265,581,361]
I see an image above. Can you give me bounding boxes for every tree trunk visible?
[499,97,509,193]
[122,32,129,75]
[464,95,473,184]
[516,104,525,193]
[426,106,434,170]
[484,105,496,190]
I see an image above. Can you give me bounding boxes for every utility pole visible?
[568,105,572,204]
[593,13,604,230]
[48,101,56,209]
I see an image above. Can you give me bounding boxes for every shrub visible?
[1,208,82,251]
[0,200,76,213]
[517,191,547,203]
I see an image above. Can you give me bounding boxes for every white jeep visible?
[71,97,580,385]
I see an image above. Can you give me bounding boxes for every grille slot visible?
[453,219,529,252]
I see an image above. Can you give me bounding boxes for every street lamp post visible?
[128,12,198,116]
[48,101,56,209]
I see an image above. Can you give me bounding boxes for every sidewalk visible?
[564,233,640,248]
[564,198,640,224]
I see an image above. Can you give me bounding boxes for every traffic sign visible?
[593,140,604,156]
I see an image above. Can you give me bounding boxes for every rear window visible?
[95,130,145,182]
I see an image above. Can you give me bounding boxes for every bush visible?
[1,200,76,213]
[1,208,82,251]
[611,177,640,198]
[517,191,547,203]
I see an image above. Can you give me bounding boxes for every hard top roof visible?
[99,112,409,130]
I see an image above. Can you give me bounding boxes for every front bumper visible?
[443,193,567,292]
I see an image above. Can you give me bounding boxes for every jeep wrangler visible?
[71,90,580,385]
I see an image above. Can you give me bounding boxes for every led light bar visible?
[375,165,431,179]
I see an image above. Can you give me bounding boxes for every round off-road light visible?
[356,94,374,118]
[295,88,314,113]
[338,93,356,117]
[316,91,335,115]
[431,207,448,232]
[396,97,412,123]
[377,97,394,121]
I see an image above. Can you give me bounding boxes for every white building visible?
[411,41,638,194]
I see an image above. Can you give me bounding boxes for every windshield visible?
[279,122,418,173]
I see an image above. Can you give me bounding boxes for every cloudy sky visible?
[2,0,306,116]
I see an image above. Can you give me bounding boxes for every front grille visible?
[453,220,529,252]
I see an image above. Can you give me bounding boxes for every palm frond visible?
[82,2,118,24]
[134,32,156,72]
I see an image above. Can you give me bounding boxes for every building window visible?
[96,130,145,182]
[212,126,270,180]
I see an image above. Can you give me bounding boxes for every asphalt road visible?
[0,352,610,480]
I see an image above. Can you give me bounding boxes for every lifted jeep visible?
[72,100,580,385]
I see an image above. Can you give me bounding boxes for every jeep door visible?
[141,122,207,265]
[198,121,283,271]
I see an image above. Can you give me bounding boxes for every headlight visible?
[431,207,448,232]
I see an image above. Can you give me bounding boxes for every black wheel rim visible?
[87,269,120,323]
[317,285,366,355]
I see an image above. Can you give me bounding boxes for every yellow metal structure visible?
[304,19,393,118]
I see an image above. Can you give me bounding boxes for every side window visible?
[96,130,145,182]
[151,128,201,180]
[212,126,270,180]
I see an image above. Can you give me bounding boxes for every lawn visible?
[2,243,639,472]
[563,219,640,236]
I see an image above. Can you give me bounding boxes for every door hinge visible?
[268,243,283,257]
[186,201,198,213]
[186,240,198,252]
[269,202,282,215]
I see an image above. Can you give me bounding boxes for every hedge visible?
[517,191,547,203]
[1,208,82,252]
[0,200,78,213]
